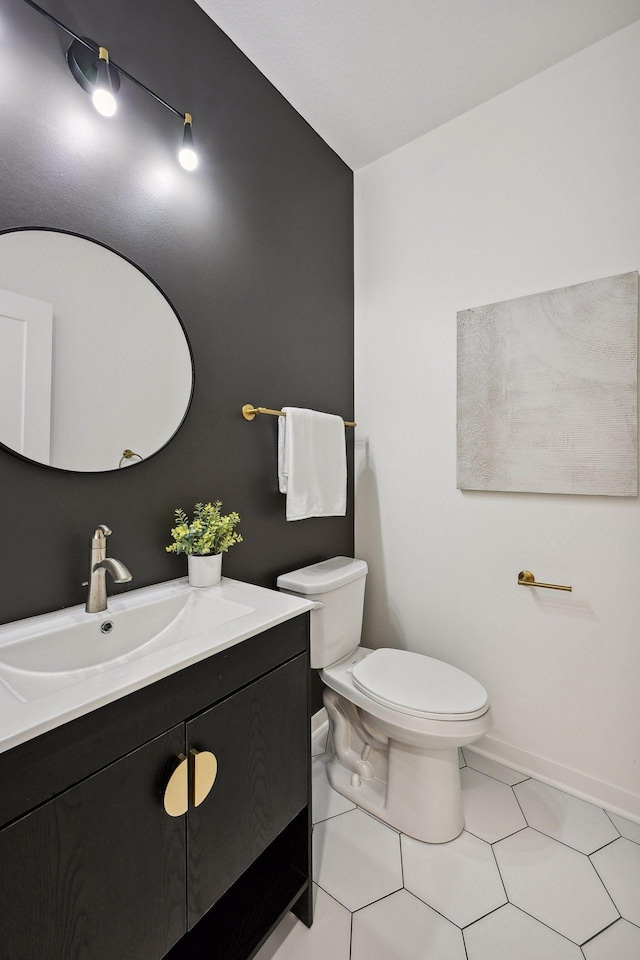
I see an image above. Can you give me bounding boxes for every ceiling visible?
[196,0,640,170]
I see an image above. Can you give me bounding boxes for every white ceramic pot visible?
[188,553,222,587]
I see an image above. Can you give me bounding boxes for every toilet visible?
[277,557,492,843]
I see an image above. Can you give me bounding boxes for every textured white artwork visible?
[457,271,638,496]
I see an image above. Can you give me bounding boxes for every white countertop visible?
[0,577,312,755]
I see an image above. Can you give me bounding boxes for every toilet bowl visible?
[277,557,492,843]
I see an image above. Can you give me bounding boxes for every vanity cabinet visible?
[187,657,307,928]
[0,726,187,960]
[0,613,311,960]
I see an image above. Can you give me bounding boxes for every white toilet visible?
[277,556,492,843]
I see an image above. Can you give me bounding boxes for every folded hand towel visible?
[277,407,347,521]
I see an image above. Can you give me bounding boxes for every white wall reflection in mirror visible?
[0,229,193,472]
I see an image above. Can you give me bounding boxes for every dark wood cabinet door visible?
[187,654,308,928]
[0,725,187,960]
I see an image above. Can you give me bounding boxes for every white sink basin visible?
[0,582,255,702]
[0,576,313,756]
[0,594,189,675]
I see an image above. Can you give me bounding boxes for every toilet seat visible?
[352,648,489,721]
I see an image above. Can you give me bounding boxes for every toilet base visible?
[326,739,464,843]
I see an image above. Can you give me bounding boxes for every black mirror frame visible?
[0,225,195,474]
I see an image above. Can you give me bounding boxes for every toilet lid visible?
[352,649,489,721]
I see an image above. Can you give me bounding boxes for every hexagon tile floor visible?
[255,732,640,960]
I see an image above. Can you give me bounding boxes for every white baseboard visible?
[469,735,640,824]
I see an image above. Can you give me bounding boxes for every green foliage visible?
[166,501,243,557]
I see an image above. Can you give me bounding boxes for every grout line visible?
[465,824,528,845]
[460,918,470,960]
[588,853,623,920]
[602,810,640,847]
[489,839,509,903]
[580,916,621,948]
[461,901,507,931]
[617,834,640,847]
[314,880,353,914]
[313,806,357,827]
[349,886,403,916]
[349,906,354,960]
[510,781,530,824]
[468,769,531,789]
[403,887,468,930]
[602,808,623,838]
[462,750,530,786]
[542,828,618,857]
[509,821,585,853]
[496,822,623,861]
[589,836,622,856]
[315,881,352,914]
[356,805,402,835]
[511,784,624,857]
[503,901,586,947]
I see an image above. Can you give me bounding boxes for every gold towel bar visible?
[242,403,356,427]
[517,570,572,592]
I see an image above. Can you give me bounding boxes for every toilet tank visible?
[277,557,368,668]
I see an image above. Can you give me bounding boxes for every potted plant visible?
[166,501,243,587]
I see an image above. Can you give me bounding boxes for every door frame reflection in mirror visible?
[0,226,195,474]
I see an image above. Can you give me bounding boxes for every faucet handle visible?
[93,524,112,539]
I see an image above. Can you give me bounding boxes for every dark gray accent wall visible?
[0,0,354,633]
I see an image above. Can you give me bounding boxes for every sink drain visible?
[100,620,114,634]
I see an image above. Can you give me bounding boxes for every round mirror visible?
[0,228,193,472]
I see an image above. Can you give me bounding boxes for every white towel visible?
[278,407,347,521]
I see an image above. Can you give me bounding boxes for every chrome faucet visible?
[85,525,132,613]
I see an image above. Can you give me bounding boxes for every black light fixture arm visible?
[21,0,187,121]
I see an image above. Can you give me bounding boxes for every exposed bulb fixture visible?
[179,113,197,171]
[27,3,201,171]
[67,36,121,117]
[91,47,116,117]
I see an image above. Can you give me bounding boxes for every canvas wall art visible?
[457,271,638,496]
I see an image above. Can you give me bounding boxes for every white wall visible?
[355,21,640,818]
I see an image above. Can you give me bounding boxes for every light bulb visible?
[92,47,116,117]
[179,113,197,170]
[179,147,197,171]
[92,87,117,117]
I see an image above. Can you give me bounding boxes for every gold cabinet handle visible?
[190,749,218,807]
[163,754,189,817]
[517,570,572,592]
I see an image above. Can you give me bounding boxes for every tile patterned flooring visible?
[255,729,640,960]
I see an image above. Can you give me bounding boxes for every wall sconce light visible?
[179,114,198,171]
[23,0,198,171]
[91,47,117,117]
[67,39,119,118]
